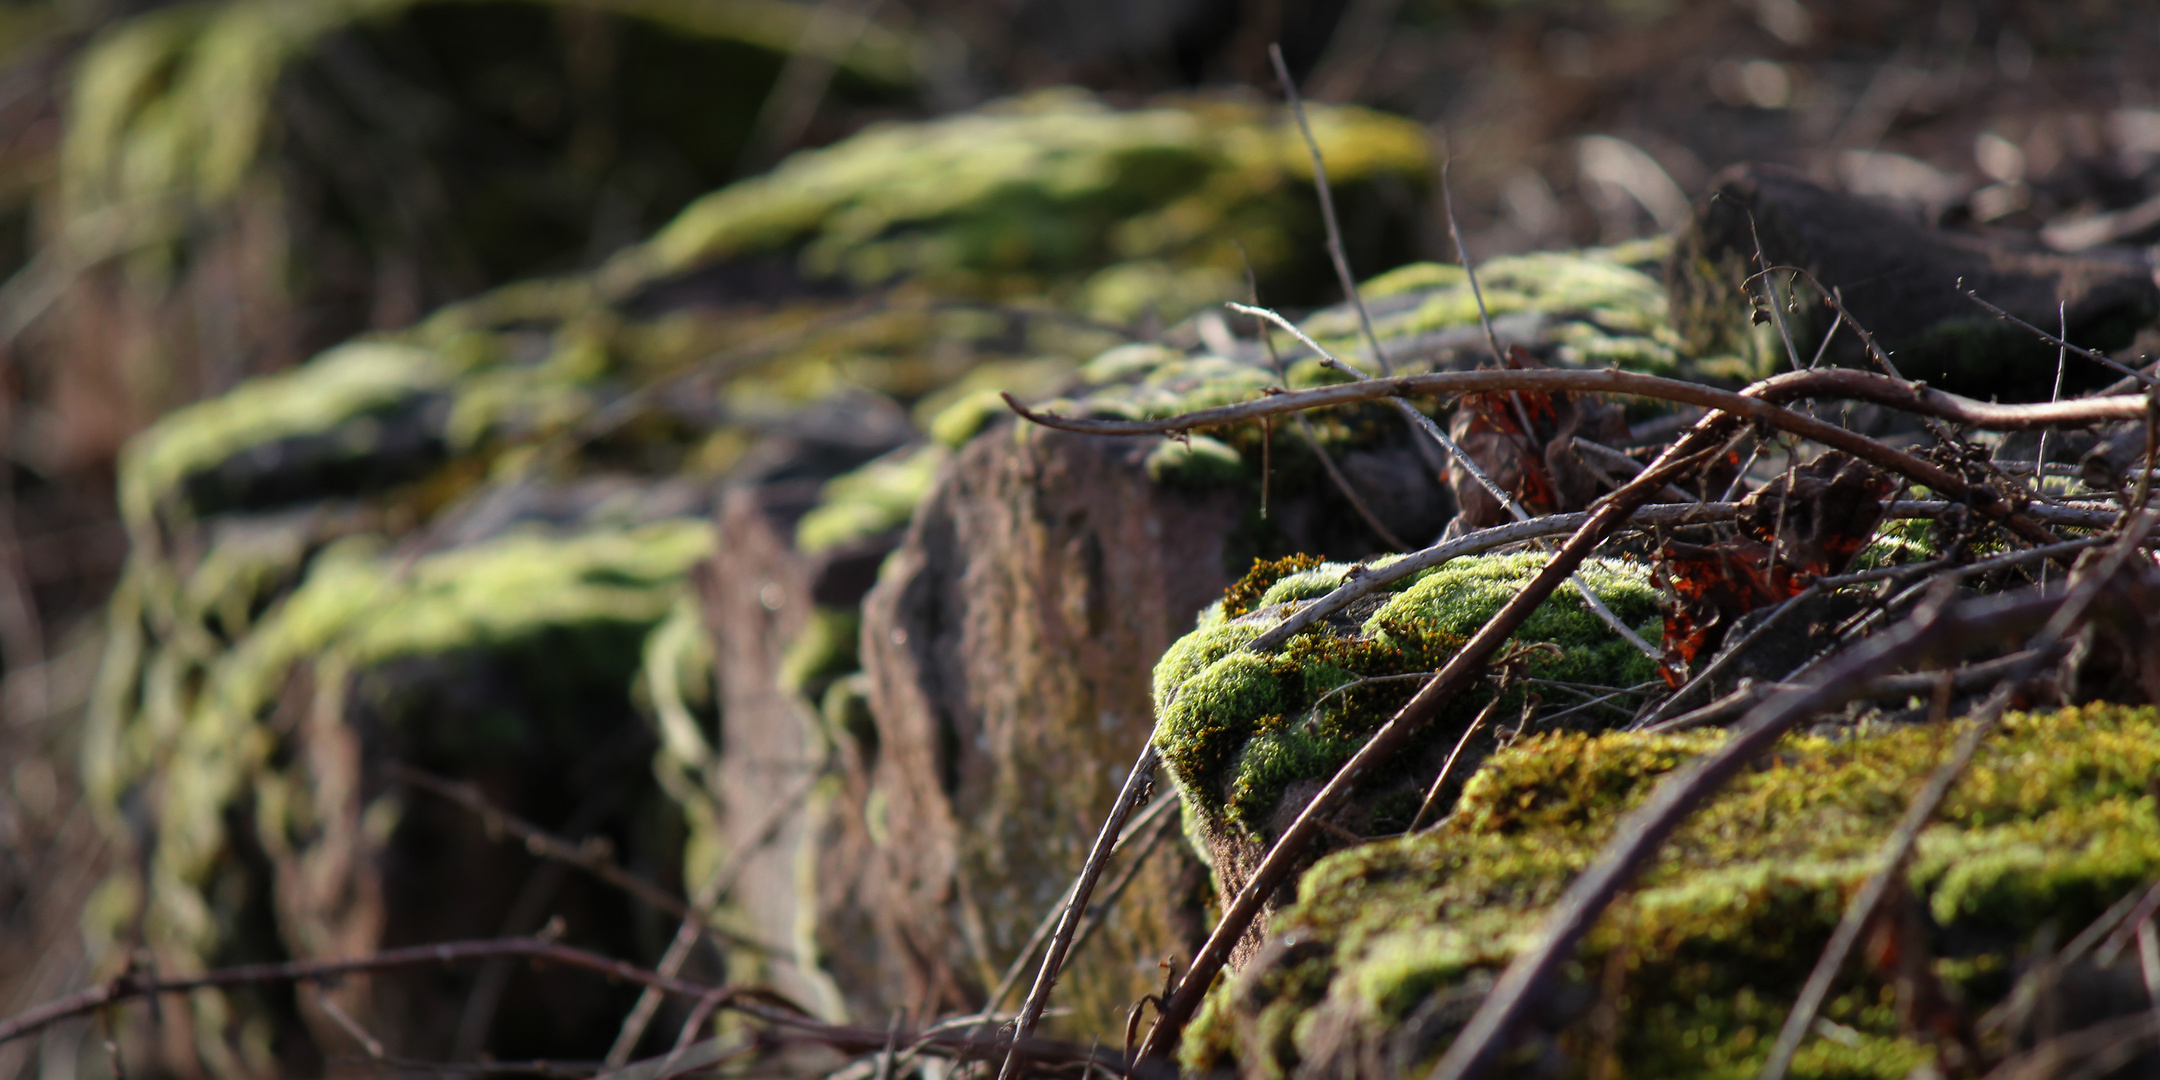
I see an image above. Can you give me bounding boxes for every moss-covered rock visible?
[84,85,1435,1071]
[56,0,918,445]
[1667,164,2160,399]
[1302,237,1690,376]
[1187,703,2160,1080]
[618,89,1433,320]
[1152,552,1661,913]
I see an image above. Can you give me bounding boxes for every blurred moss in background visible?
[2,0,2159,1076]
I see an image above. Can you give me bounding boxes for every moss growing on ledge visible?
[1299,238,1689,376]
[795,444,949,555]
[1152,552,1661,845]
[1186,703,2160,1080]
[624,89,1433,318]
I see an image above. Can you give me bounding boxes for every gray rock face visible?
[856,416,1444,1031]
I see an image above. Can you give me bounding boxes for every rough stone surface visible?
[695,408,912,1019]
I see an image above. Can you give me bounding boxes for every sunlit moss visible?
[1302,240,1686,374]
[117,343,449,529]
[795,445,950,555]
[1188,704,2160,1079]
[1153,552,1661,843]
[629,89,1432,318]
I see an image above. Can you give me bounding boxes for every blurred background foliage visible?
[1,0,2158,1075]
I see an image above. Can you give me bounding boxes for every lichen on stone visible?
[1186,703,2160,1080]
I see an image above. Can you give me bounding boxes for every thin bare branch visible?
[606,768,823,1063]
[389,765,777,956]
[1267,43,1391,377]
[1439,159,1505,367]
[1407,693,1501,832]
[1245,502,1737,653]
[1423,571,2129,1080]
[1962,285,2156,387]
[1006,366,2146,438]
[0,938,757,1046]
[981,792,1181,1020]
[998,745,1160,1080]
[1008,365,2122,546]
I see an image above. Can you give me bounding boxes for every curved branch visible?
[1005,368,2145,438]
[1010,368,2086,548]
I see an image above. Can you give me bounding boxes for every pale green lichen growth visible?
[1303,239,1686,375]
[117,343,448,529]
[630,90,1430,318]
[1185,703,2160,1080]
[1152,552,1661,841]
[85,519,712,965]
[795,444,950,555]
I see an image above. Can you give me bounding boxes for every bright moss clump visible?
[1186,703,2160,1080]
[1301,238,1690,376]
[1153,552,1661,845]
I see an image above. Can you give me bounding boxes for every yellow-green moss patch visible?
[1153,552,1661,841]
[1188,703,2160,1080]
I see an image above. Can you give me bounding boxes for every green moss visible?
[777,606,864,706]
[118,343,448,529]
[85,519,712,963]
[642,596,718,774]
[914,357,1077,447]
[624,89,1432,317]
[796,445,949,555]
[1146,434,1245,488]
[1192,704,2160,1079]
[1153,552,1661,841]
[1301,240,1687,375]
